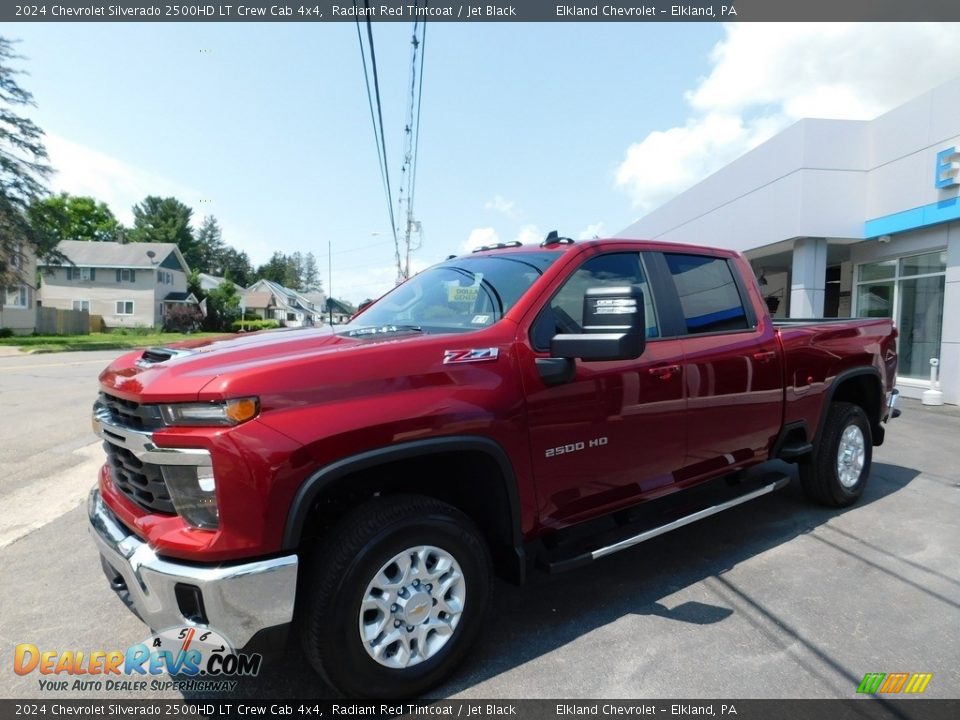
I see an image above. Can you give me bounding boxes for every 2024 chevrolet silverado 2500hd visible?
[87,237,899,697]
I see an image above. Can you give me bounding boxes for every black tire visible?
[800,401,873,507]
[299,494,491,698]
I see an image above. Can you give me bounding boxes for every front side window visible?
[664,253,750,334]
[116,300,134,315]
[532,252,659,350]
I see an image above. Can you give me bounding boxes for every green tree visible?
[193,214,225,274]
[204,279,241,331]
[28,193,120,243]
[284,251,304,290]
[302,251,321,291]
[218,246,253,288]
[128,196,198,268]
[0,37,54,287]
[255,251,289,285]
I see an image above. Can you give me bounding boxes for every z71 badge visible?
[545,437,608,458]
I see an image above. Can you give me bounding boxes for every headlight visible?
[159,397,259,427]
[161,466,219,530]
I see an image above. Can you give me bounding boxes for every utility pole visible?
[328,240,334,325]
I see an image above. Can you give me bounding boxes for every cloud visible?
[578,221,605,240]
[484,195,519,219]
[462,227,500,254]
[44,133,196,226]
[616,23,960,211]
[42,132,275,265]
[514,224,542,245]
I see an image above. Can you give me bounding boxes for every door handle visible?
[753,351,777,363]
[649,364,681,379]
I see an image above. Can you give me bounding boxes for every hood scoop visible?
[135,346,196,368]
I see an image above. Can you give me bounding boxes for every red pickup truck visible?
[88,237,899,697]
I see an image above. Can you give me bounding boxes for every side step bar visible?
[543,474,791,573]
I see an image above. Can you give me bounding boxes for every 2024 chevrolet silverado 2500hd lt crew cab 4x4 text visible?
[87,236,899,697]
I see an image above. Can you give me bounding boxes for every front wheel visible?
[800,401,873,507]
[299,494,491,697]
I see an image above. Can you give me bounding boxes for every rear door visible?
[653,251,783,482]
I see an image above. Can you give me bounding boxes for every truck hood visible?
[99,327,370,402]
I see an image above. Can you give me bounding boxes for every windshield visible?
[343,253,559,335]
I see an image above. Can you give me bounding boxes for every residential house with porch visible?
[243,279,324,327]
[40,240,198,329]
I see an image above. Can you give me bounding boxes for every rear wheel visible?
[800,402,872,507]
[299,494,491,698]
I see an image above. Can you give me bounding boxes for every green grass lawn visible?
[0,331,227,353]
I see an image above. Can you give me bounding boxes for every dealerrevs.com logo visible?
[14,627,261,692]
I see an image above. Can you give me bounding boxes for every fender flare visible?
[281,435,524,552]
[814,366,884,446]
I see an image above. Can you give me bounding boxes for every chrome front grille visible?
[97,392,164,431]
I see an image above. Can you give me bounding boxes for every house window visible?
[115,300,134,315]
[116,269,136,283]
[81,268,95,281]
[11,243,22,268]
[855,250,946,380]
[5,285,29,308]
[72,300,90,312]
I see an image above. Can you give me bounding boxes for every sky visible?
[8,21,960,303]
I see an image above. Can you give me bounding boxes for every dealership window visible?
[115,300,134,315]
[5,285,29,308]
[855,250,946,380]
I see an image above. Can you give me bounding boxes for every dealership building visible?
[619,79,960,405]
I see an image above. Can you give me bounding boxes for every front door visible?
[520,250,687,528]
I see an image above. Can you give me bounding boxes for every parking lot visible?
[1,350,958,699]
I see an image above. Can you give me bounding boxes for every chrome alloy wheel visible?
[358,545,466,669]
[836,425,866,488]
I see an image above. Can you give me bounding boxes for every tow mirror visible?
[551,285,647,362]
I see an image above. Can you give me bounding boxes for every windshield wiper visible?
[341,324,423,337]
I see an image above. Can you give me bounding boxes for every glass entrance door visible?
[855,250,946,380]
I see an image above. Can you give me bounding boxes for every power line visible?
[409,14,427,213]
[396,10,427,282]
[354,0,401,276]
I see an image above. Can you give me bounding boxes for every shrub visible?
[0,327,13,338]
[231,319,280,332]
[165,305,204,333]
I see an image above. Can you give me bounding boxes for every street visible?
[1,350,958,699]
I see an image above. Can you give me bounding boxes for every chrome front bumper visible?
[87,488,298,648]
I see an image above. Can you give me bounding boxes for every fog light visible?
[162,466,219,530]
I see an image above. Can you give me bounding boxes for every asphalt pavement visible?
[0,350,957,700]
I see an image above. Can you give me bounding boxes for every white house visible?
[243,279,324,327]
[40,241,198,329]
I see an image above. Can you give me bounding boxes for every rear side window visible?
[664,253,750,334]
